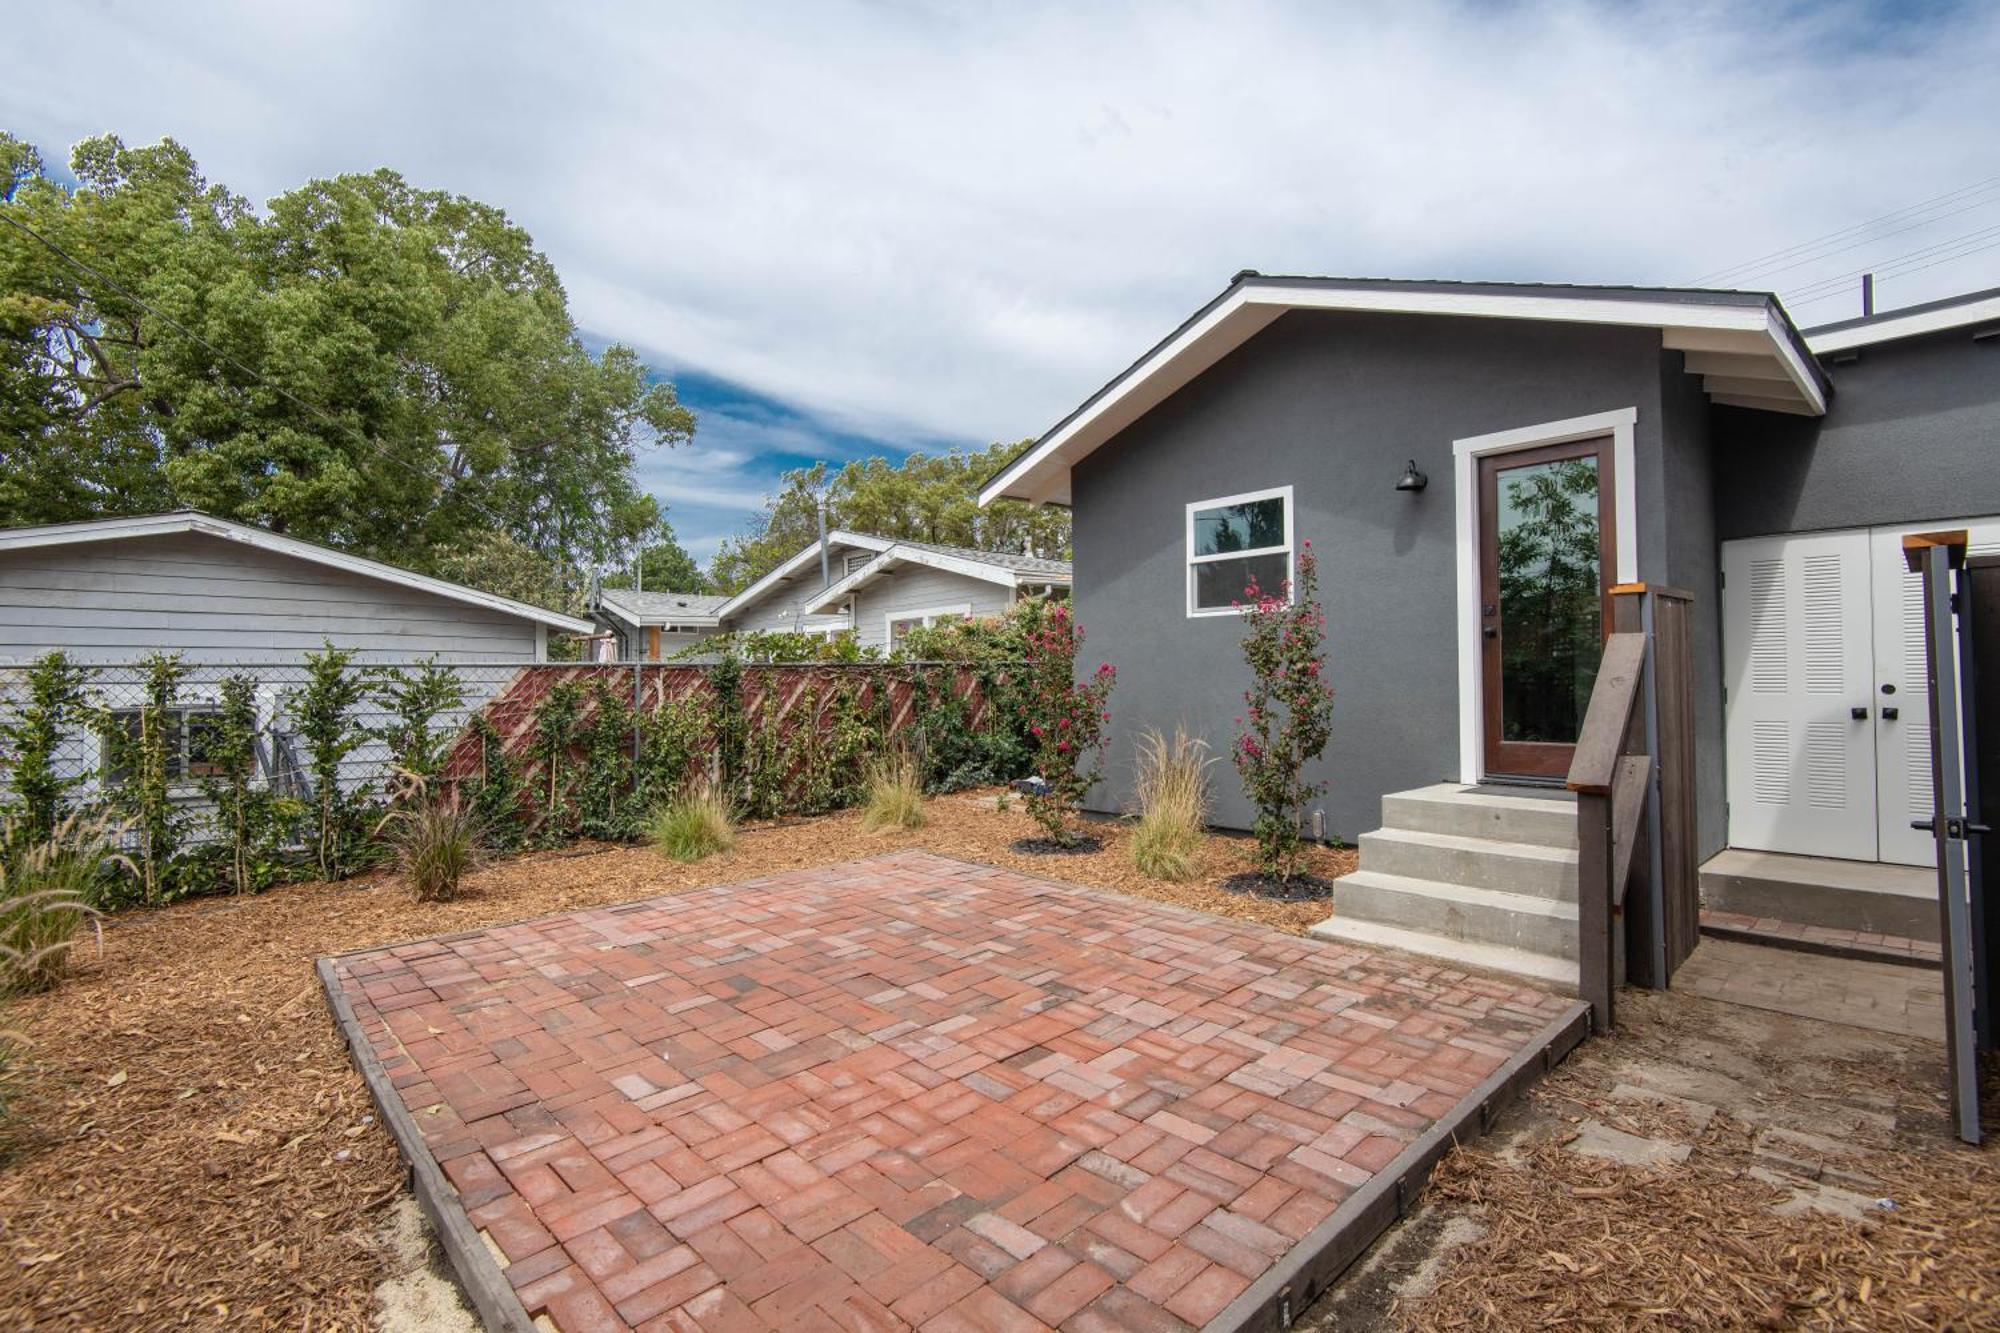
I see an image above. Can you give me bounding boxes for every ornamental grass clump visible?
[1232,541,1336,883]
[377,773,483,903]
[1018,604,1116,848]
[1130,727,1213,882]
[861,751,926,833]
[0,812,124,996]
[647,787,736,863]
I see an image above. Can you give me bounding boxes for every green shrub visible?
[861,751,926,833]
[292,642,376,881]
[374,656,466,779]
[0,651,89,849]
[91,650,192,904]
[378,782,482,902]
[0,812,124,996]
[576,680,638,841]
[647,790,735,862]
[461,716,523,849]
[200,674,301,894]
[526,680,585,840]
[1130,727,1213,882]
[637,688,712,809]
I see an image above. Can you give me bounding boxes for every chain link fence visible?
[0,659,530,847]
[0,657,1015,852]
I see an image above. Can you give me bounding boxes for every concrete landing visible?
[1698,848,1938,943]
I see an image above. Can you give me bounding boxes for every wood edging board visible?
[316,955,539,1333]
[1203,1000,1594,1333]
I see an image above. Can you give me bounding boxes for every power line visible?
[0,207,517,533]
[1785,233,2000,312]
[1690,172,2000,287]
[1779,220,2000,305]
[1711,189,2000,288]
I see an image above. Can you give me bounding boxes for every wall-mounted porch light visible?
[1395,459,1428,493]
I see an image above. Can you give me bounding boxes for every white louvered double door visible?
[1722,518,2000,867]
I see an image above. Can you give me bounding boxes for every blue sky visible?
[7,2,2000,565]
[628,363,978,564]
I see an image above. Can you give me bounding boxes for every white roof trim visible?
[0,512,594,633]
[1806,293,2000,353]
[800,544,1055,614]
[712,530,893,620]
[979,280,1826,507]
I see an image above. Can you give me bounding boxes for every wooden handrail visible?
[1567,632,1646,795]
[1568,625,1654,1034]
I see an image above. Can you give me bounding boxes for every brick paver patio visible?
[326,852,1578,1332]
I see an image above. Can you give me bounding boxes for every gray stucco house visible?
[981,274,2000,980]
[590,530,1071,658]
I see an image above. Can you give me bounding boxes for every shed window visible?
[102,707,227,784]
[1186,485,1293,615]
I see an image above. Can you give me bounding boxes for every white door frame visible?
[1453,407,1640,785]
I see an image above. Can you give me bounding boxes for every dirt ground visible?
[0,793,1352,1330]
[6,790,1993,1331]
[1302,980,2000,1332]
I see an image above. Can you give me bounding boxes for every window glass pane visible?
[1495,455,1602,744]
[1193,551,1290,611]
[185,710,227,778]
[1192,496,1285,557]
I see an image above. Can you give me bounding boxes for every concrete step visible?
[1357,826,1578,901]
[1309,914,1579,990]
[1329,868,1579,960]
[1380,783,1578,849]
[1699,849,1939,942]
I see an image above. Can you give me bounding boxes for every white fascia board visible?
[713,530,893,620]
[1806,293,2000,353]
[800,545,1023,614]
[980,283,1824,508]
[0,512,595,633]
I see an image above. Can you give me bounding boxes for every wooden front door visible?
[1479,436,1617,779]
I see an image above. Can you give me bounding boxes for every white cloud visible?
[8,0,1999,455]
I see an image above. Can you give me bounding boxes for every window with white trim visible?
[885,603,972,650]
[1186,485,1293,615]
[101,706,227,784]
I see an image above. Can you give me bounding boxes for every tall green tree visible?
[0,132,694,600]
[710,441,1069,592]
[601,513,712,594]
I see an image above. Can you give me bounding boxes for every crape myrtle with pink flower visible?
[1231,541,1336,883]
[1016,602,1116,848]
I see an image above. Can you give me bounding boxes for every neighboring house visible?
[589,530,1071,656]
[0,509,593,806]
[0,510,592,665]
[590,590,732,661]
[980,274,2000,978]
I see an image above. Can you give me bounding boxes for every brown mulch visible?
[1397,996,2000,1332]
[0,794,1352,1329]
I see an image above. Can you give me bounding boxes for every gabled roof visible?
[593,588,732,629]
[801,539,1071,615]
[1804,284,2000,353]
[0,510,595,634]
[979,273,1830,507]
[712,530,895,620]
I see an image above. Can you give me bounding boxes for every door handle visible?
[1881,706,1899,720]
[1483,627,1498,639]
[1851,706,1868,720]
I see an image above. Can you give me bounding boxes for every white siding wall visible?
[851,567,1013,650]
[0,532,546,664]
